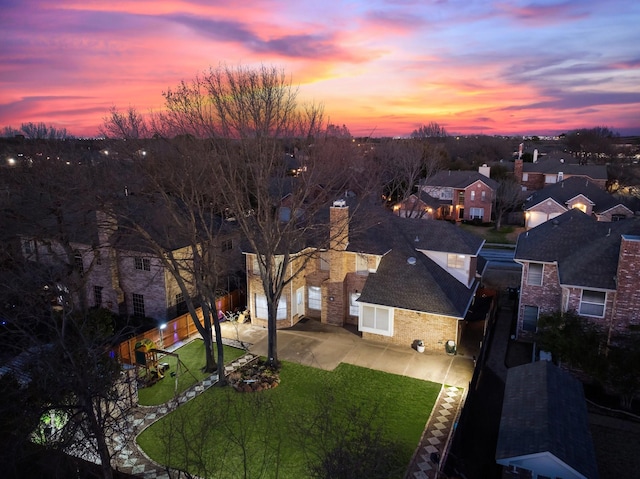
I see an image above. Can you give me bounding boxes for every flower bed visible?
[228,359,280,392]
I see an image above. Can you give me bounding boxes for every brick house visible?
[419,166,498,222]
[524,176,634,229]
[513,208,640,342]
[19,207,243,323]
[245,200,486,351]
[392,190,441,219]
[514,157,607,192]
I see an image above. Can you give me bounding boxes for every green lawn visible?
[460,223,520,244]
[137,339,246,406]
[137,361,441,478]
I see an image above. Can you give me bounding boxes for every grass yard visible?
[138,361,440,478]
[460,223,523,244]
[137,339,246,406]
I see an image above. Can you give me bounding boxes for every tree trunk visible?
[86,400,114,479]
[200,303,217,373]
[267,300,279,367]
[213,313,227,386]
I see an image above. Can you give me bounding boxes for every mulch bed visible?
[227,359,280,393]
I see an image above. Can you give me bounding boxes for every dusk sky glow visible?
[1,0,639,137]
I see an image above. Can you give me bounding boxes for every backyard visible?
[137,339,247,406]
[137,360,441,478]
[459,223,524,244]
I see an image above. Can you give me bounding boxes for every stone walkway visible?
[405,385,465,479]
[110,343,257,479]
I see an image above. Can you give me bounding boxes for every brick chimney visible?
[611,235,640,335]
[514,159,523,184]
[330,199,349,251]
[323,199,349,326]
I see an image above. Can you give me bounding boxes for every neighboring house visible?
[514,157,608,191]
[496,360,599,479]
[392,190,441,219]
[19,205,243,323]
[513,208,640,341]
[419,166,498,222]
[524,176,634,229]
[245,200,487,351]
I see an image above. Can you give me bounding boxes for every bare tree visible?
[100,106,149,140]
[410,121,448,140]
[150,64,363,367]
[373,138,445,208]
[18,122,72,140]
[493,178,525,230]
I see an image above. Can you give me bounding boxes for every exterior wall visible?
[395,196,434,219]
[611,236,640,334]
[595,204,633,222]
[463,180,494,221]
[563,286,614,330]
[117,250,169,321]
[517,262,563,340]
[520,172,546,191]
[422,250,475,287]
[525,200,566,229]
[361,308,459,351]
[565,195,593,215]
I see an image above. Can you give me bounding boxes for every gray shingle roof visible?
[357,247,477,317]
[522,158,607,180]
[515,209,640,289]
[524,176,627,214]
[496,360,599,479]
[422,170,499,190]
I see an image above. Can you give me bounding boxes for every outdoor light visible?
[160,323,167,330]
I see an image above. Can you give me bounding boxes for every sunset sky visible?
[1,0,639,138]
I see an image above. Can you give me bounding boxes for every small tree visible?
[493,178,524,230]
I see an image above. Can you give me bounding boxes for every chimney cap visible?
[332,199,347,208]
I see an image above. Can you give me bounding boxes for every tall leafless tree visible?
[151,65,366,367]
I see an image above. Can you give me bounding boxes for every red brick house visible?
[514,208,640,342]
[419,167,498,222]
[244,200,487,351]
[514,157,607,192]
[524,176,634,229]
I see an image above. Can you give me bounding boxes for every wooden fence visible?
[115,289,243,365]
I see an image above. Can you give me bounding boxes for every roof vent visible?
[332,199,346,208]
[552,219,559,226]
[414,236,420,242]
[407,257,417,265]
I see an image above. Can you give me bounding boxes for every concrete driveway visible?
[220,318,475,388]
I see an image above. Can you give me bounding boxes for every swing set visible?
[134,339,198,396]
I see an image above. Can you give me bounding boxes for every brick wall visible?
[464,180,494,221]
[517,262,563,340]
[596,204,633,222]
[611,236,640,332]
[362,309,459,351]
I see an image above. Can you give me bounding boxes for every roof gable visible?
[496,361,599,479]
[422,170,499,190]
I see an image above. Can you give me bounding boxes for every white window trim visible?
[359,304,393,336]
[255,294,287,320]
[349,292,361,317]
[447,254,465,269]
[308,286,321,310]
[527,263,543,286]
[579,290,606,318]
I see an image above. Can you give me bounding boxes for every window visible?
[176,292,187,316]
[481,190,486,202]
[221,239,233,252]
[74,251,84,276]
[350,293,361,316]
[470,190,476,201]
[255,294,286,320]
[132,293,145,317]
[469,207,484,219]
[558,172,564,182]
[294,287,304,316]
[545,175,556,184]
[579,290,606,317]
[612,214,626,222]
[522,305,539,332]
[527,263,543,286]
[447,254,465,269]
[134,257,150,271]
[94,286,103,307]
[441,188,453,200]
[320,251,330,271]
[252,256,260,275]
[308,286,321,310]
[522,173,529,181]
[360,304,393,336]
